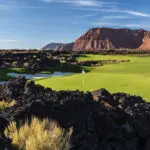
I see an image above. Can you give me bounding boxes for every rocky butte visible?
[55,28,150,51]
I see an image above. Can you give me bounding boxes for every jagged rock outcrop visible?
[0,116,12,149]
[0,77,27,101]
[73,28,149,51]
[139,32,150,50]
[55,43,74,51]
[1,77,150,149]
[0,50,60,71]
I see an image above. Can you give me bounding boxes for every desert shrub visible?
[5,117,71,150]
[24,62,29,67]
[33,55,37,58]
[0,100,16,110]
[12,61,18,67]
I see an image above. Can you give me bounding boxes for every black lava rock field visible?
[0,77,150,150]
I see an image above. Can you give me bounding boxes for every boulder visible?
[0,77,27,101]
[0,116,12,150]
[92,89,119,107]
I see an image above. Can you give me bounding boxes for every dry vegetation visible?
[0,100,16,110]
[5,117,71,150]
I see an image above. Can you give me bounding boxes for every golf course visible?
[35,54,150,101]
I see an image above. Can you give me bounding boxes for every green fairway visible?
[35,54,150,101]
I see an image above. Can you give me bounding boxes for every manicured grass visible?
[35,54,150,101]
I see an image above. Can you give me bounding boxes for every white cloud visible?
[124,24,149,28]
[0,4,43,9]
[73,0,100,6]
[93,22,150,29]
[0,39,18,43]
[78,14,95,18]
[104,9,150,17]
[102,15,130,19]
[125,10,150,17]
[77,8,150,18]
[41,0,117,7]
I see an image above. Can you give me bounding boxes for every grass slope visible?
[35,54,150,101]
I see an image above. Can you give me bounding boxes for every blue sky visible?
[0,0,150,49]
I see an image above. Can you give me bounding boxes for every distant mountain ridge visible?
[41,43,66,50]
[55,43,74,51]
[43,28,150,51]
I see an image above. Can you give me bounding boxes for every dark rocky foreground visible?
[0,77,150,150]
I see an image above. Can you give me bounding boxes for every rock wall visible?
[73,28,148,51]
[139,32,150,50]
[0,77,150,150]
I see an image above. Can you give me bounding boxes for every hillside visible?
[139,32,150,50]
[53,28,150,51]
[73,28,150,51]
[55,43,74,51]
[41,42,65,50]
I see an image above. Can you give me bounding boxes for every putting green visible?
[35,54,150,101]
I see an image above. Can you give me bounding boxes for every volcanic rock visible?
[0,77,27,101]
[92,89,119,107]
[0,116,12,150]
[1,77,150,149]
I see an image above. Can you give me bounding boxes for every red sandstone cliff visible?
[73,28,148,51]
[139,32,150,50]
[54,28,150,51]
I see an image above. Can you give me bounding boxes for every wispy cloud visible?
[125,10,150,17]
[0,39,18,43]
[101,15,130,20]
[78,14,96,18]
[0,4,11,10]
[77,8,150,18]
[41,0,117,7]
[0,4,43,10]
[103,9,150,17]
[78,14,129,20]
[93,22,150,29]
